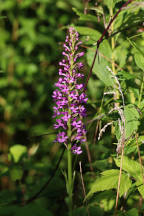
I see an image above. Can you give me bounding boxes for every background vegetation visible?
[0,0,144,215]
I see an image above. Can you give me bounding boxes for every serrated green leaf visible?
[9,145,27,163]
[124,144,137,155]
[115,10,144,38]
[115,156,143,182]
[125,135,144,155]
[86,169,131,200]
[86,41,114,86]
[124,104,140,139]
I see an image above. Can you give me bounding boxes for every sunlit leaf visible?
[86,169,131,200]
[9,145,27,163]
[134,53,144,71]
[115,156,143,182]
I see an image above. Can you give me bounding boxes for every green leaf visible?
[75,26,101,40]
[0,190,16,205]
[115,10,144,34]
[10,167,23,181]
[73,206,104,216]
[113,0,122,4]
[104,0,121,9]
[114,156,143,182]
[0,163,8,177]
[87,79,104,100]
[9,145,27,163]
[134,52,144,71]
[126,208,139,216]
[118,71,136,80]
[15,203,52,216]
[86,41,114,86]
[92,191,115,212]
[103,0,113,9]
[88,6,103,15]
[86,169,131,200]
[124,144,137,155]
[73,8,98,22]
[124,104,140,139]
[0,203,52,216]
[137,184,144,198]
[89,159,110,171]
[0,16,7,19]
[125,135,144,155]
[114,41,129,67]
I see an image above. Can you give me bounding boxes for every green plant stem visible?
[67,143,73,216]
[67,52,73,215]
[67,118,73,216]
[110,7,116,75]
[110,6,118,137]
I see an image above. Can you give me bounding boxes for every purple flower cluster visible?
[52,27,87,154]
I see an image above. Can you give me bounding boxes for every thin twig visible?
[94,120,100,144]
[115,110,125,214]
[84,0,134,89]
[79,161,90,216]
[83,0,90,14]
[115,116,125,215]
[115,142,124,214]
[85,141,94,172]
[80,111,93,171]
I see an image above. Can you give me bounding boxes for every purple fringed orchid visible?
[52,27,87,155]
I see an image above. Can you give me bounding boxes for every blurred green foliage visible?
[0,0,80,215]
[0,0,144,215]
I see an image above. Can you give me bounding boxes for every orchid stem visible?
[67,143,73,216]
[67,117,73,216]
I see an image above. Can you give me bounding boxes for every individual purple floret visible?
[71,144,82,155]
[52,27,88,154]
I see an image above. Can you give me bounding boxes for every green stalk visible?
[67,37,74,216]
[67,95,73,216]
[67,138,73,216]
[110,6,118,136]
[110,7,116,75]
